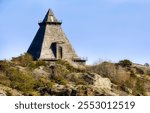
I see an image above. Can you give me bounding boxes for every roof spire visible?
[48,8,54,15]
[42,9,58,23]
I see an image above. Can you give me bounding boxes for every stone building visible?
[27,9,86,64]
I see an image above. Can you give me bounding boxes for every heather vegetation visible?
[0,53,150,96]
[87,59,150,95]
[0,53,85,95]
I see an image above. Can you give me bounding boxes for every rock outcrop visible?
[49,73,118,96]
[0,84,22,96]
[1,56,150,96]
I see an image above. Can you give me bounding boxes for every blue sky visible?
[0,0,150,64]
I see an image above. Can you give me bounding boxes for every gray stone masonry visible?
[28,9,77,60]
[27,9,86,64]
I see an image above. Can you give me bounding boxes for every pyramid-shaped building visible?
[27,9,86,64]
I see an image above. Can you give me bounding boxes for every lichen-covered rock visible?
[0,90,6,96]
[33,66,49,77]
[0,84,22,96]
[93,73,112,90]
[51,84,72,96]
[82,73,112,90]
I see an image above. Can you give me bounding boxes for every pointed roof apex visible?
[42,9,58,23]
[48,8,54,16]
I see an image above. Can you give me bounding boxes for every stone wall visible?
[39,24,78,60]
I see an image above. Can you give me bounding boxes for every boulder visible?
[33,67,48,77]
[143,92,150,96]
[89,73,112,90]
[0,90,6,96]
[0,84,22,96]
[51,84,72,96]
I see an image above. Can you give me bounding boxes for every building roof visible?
[42,9,58,23]
[27,9,78,60]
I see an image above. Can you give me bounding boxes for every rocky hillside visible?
[0,53,150,96]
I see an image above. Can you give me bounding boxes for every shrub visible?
[7,68,35,95]
[88,61,131,88]
[88,62,117,78]
[144,63,149,67]
[145,70,150,76]
[124,76,146,95]
[142,79,150,92]
[57,60,82,73]
[133,78,145,95]
[35,61,46,67]
[118,59,132,67]
[34,77,54,96]
[0,61,11,72]
[75,79,87,85]
[130,70,136,77]
[54,76,67,85]
[114,66,130,85]
[135,67,144,74]
[12,53,34,67]
[0,72,11,86]
[11,53,47,70]
[55,65,70,77]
